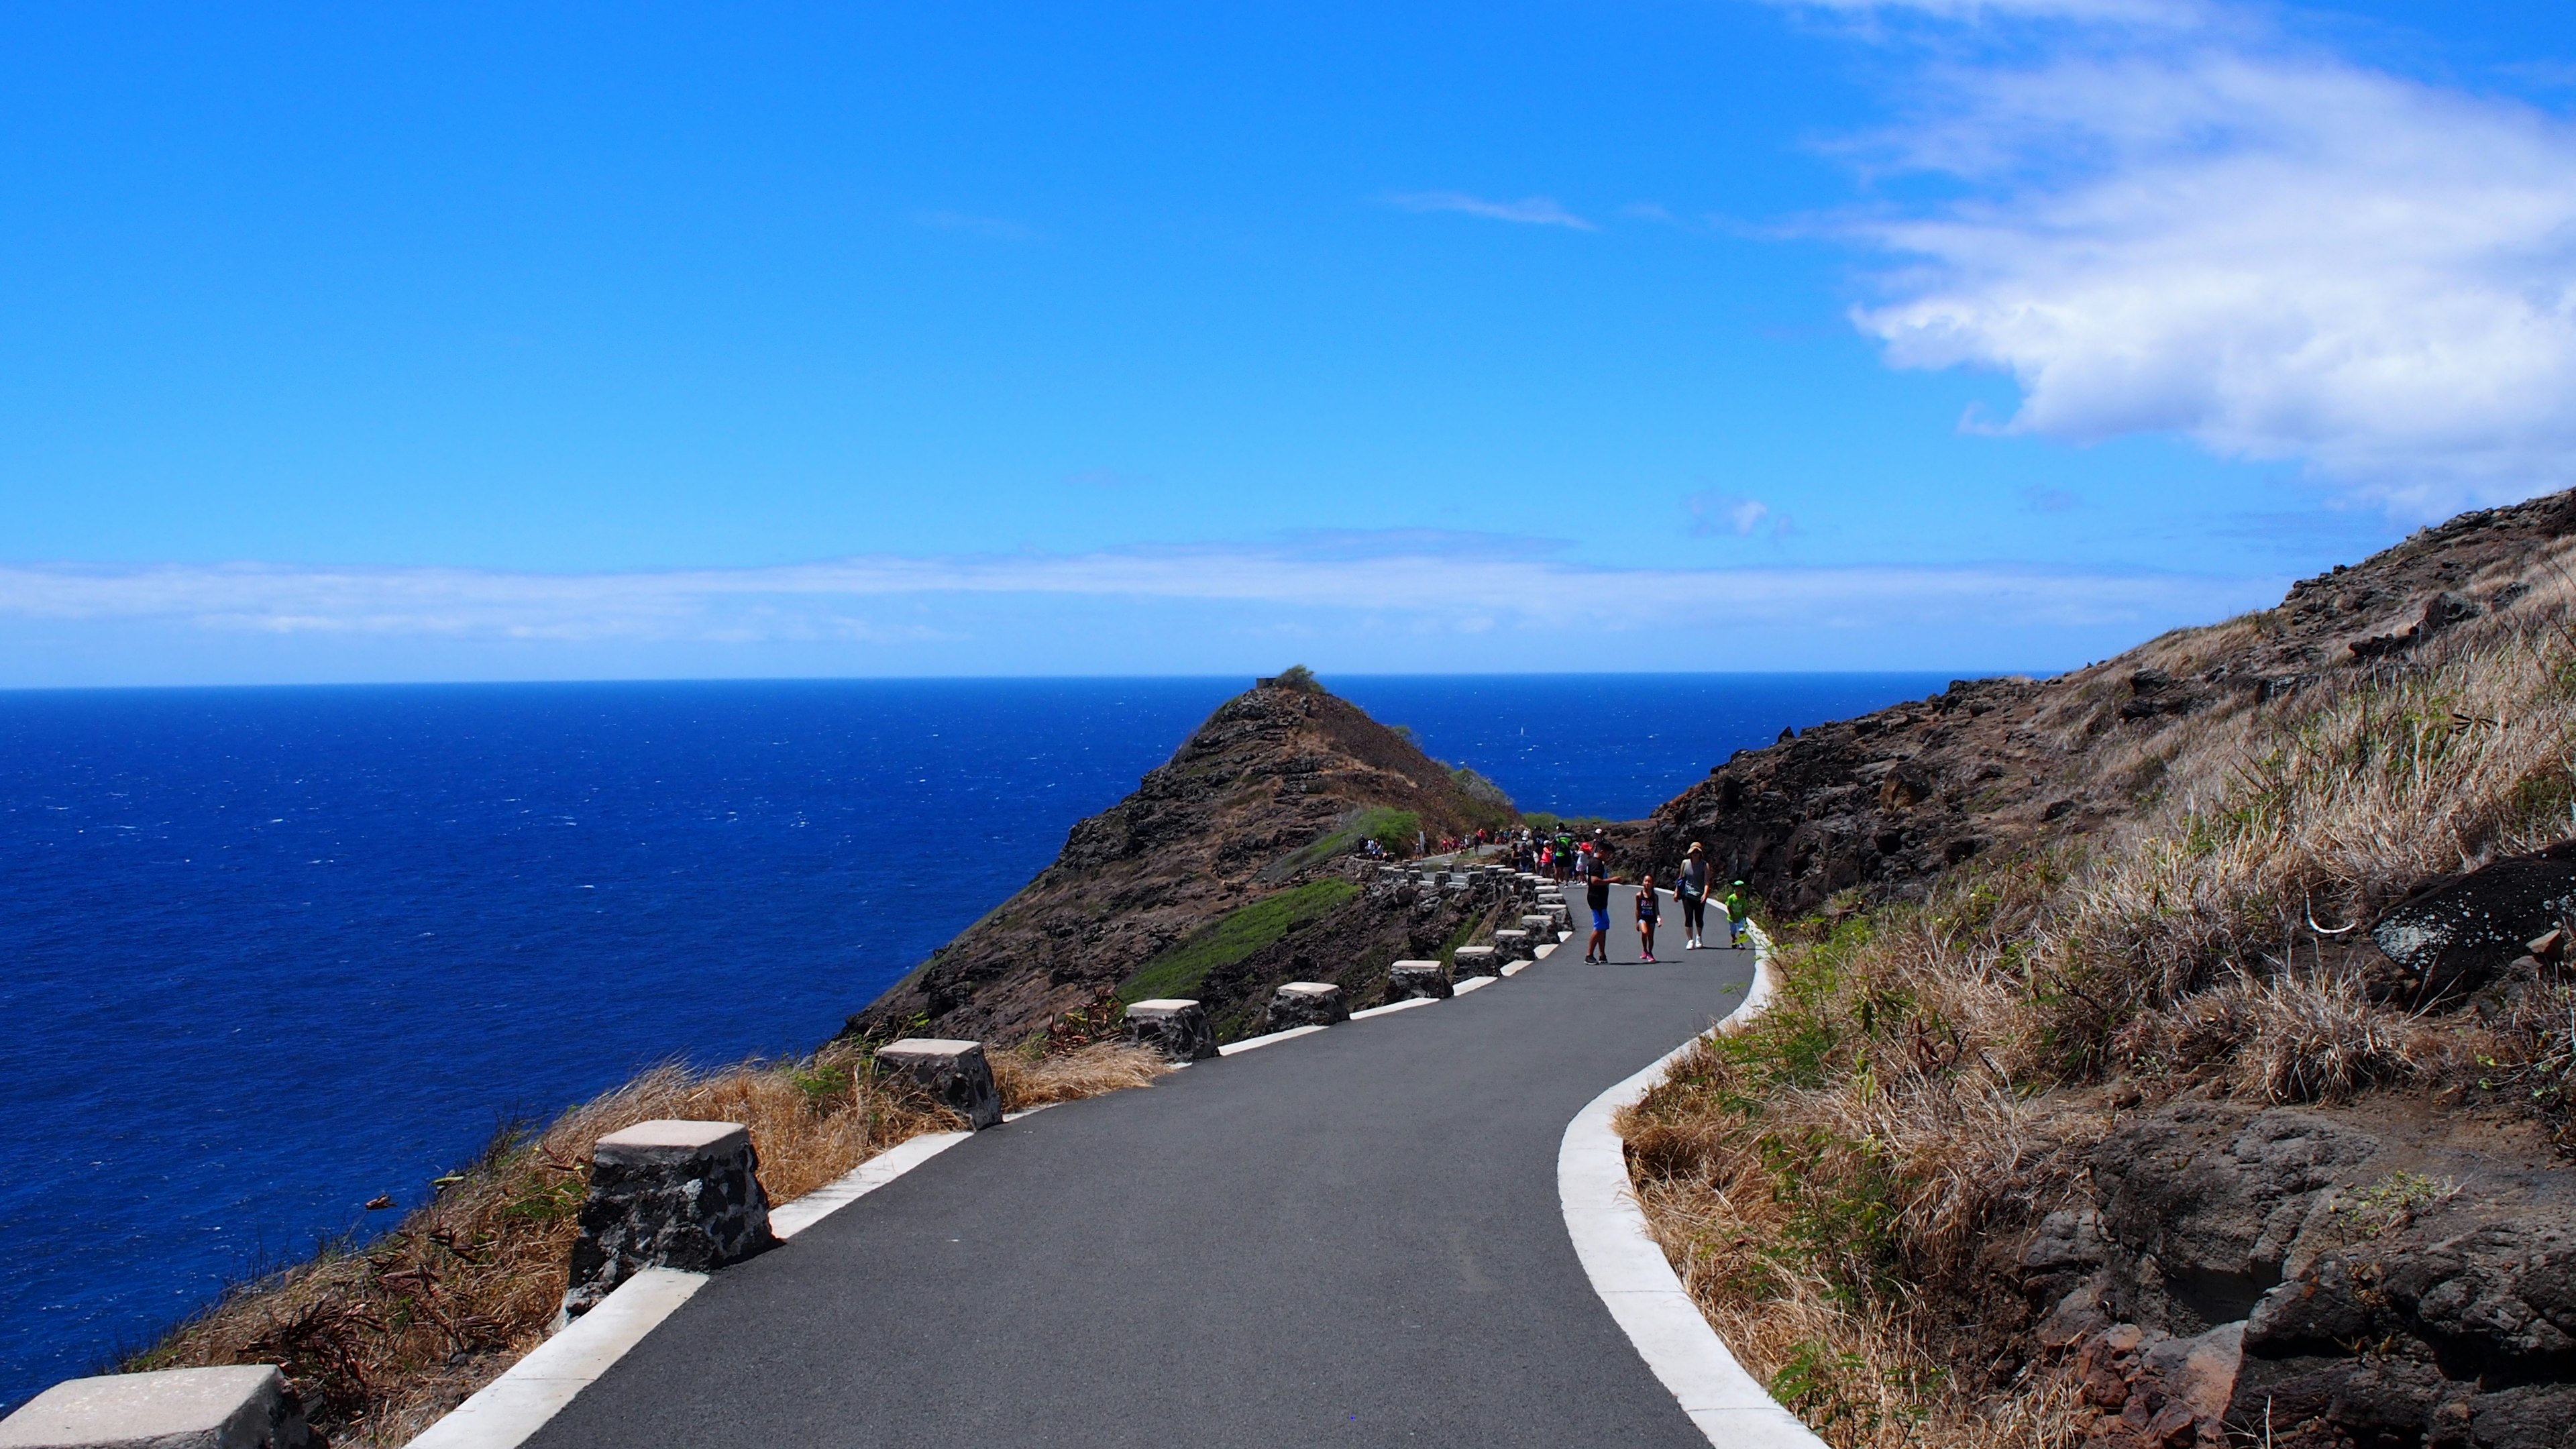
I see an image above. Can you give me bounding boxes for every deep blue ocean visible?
[0,672,1952,1411]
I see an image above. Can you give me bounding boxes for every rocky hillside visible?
[1621,491,2576,1449]
[1646,490,2576,916]
[845,672,1516,1046]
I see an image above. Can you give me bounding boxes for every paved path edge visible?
[402,1130,978,1449]
[1554,922,1829,1449]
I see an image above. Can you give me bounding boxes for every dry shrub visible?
[1625,548,2576,1444]
[132,1042,1166,1446]
[2114,965,2428,1102]
[990,1041,1169,1108]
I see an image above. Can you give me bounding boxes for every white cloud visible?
[1823,9,2576,518]
[0,545,2257,644]
[1387,191,1597,231]
[1685,492,1782,537]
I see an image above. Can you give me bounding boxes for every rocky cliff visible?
[844,674,1516,1046]
[1647,490,2576,916]
[1623,490,2576,1449]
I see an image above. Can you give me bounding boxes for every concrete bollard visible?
[0,1366,313,1449]
[1451,945,1501,977]
[565,1119,778,1320]
[1521,913,1557,936]
[1491,929,1532,960]
[1389,959,1453,999]
[1266,981,1350,1030]
[1124,998,1218,1062]
[877,1038,1004,1130]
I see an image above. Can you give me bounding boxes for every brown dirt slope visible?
[845,675,1511,1045]
[1648,489,2576,915]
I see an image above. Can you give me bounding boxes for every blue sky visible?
[3,0,2572,685]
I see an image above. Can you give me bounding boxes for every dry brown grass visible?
[131,1041,1166,1447]
[1623,546,2576,1446]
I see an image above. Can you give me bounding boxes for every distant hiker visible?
[1675,843,1711,949]
[1634,872,1661,962]
[1721,880,1752,948]
[1584,851,1613,963]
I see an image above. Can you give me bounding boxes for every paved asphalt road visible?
[529,884,1753,1448]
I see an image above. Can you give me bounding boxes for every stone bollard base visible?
[877,1038,1004,1131]
[566,1120,777,1321]
[1450,946,1501,978]
[1389,959,1453,999]
[1491,930,1532,961]
[1266,981,1350,1030]
[0,1366,313,1449]
[1124,999,1218,1061]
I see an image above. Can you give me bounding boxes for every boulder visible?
[0,1366,313,1449]
[565,1119,777,1320]
[1389,960,1452,999]
[875,1038,1004,1130]
[2064,1320,2243,1449]
[2231,1215,2576,1446]
[2092,1104,2376,1332]
[1266,981,1350,1030]
[2371,840,2576,1004]
[1123,998,1218,1062]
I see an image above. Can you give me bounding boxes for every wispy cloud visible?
[908,209,1038,241]
[1804,1,2576,519]
[0,543,2263,645]
[1684,492,1790,539]
[1386,191,1597,231]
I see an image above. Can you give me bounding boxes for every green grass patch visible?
[1523,810,1619,835]
[1280,806,1422,872]
[1117,879,1360,1003]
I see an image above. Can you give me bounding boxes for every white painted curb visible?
[405,1267,705,1449]
[769,1130,973,1238]
[1556,922,1827,1448]
[402,1127,978,1448]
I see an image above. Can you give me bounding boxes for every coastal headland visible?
[30,489,2576,1448]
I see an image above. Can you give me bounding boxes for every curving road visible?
[526,884,1751,1448]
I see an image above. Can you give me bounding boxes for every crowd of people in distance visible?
[1356,820,1755,966]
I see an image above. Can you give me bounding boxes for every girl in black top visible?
[1634,872,1661,963]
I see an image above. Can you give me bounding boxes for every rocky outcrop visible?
[2010,1102,2576,1449]
[2371,842,2576,1006]
[845,680,1513,1046]
[1644,490,2576,916]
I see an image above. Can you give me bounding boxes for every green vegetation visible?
[1116,878,1359,1002]
[1279,805,1422,873]
[1523,810,1618,834]
[1265,663,1323,692]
